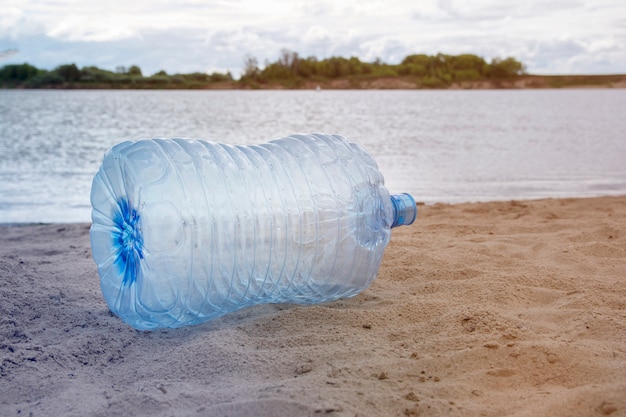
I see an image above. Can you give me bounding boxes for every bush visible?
[56,64,81,82]
[127,65,142,77]
[0,63,40,83]
[421,76,448,89]
[26,72,64,87]
[489,57,526,79]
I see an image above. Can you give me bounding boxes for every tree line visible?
[0,63,233,88]
[0,51,526,89]
[242,50,526,88]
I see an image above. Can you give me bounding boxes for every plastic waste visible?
[90,133,417,330]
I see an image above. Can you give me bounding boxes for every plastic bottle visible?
[90,134,417,330]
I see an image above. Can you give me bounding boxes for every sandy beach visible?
[1,195,625,417]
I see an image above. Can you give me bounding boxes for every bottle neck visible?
[390,193,417,228]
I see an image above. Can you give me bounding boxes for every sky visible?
[1,0,625,77]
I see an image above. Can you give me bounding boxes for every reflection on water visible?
[1,89,625,223]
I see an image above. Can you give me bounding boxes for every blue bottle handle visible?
[390,193,417,228]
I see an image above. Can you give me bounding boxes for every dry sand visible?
[1,196,625,417]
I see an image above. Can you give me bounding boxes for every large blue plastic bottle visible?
[90,134,417,330]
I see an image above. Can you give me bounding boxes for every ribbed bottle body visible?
[90,134,394,330]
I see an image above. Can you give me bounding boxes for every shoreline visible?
[4,192,626,226]
[2,74,626,90]
[1,195,625,416]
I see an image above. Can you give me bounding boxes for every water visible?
[1,89,625,223]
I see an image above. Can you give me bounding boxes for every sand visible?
[1,196,625,417]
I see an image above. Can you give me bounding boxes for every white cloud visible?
[1,0,625,75]
[303,26,330,44]
[0,6,43,38]
[295,0,334,17]
[46,14,137,42]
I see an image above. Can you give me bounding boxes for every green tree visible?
[185,72,209,82]
[56,63,81,82]
[0,63,40,82]
[128,65,143,77]
[209,71,232,82]
[399,54,432,76]
[278,48,300,75]
[81,66,117,83]
[26,71,64,87]
[295,56,317,78]
[242,54,260,80]
[448,54,487,80]
[489,57,526,79]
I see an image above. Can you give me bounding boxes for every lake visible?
[1,89,625,223]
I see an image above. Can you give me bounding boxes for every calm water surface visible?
[1,89,625,223]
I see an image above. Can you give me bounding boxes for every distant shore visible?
[2,74,625,90]
[248,74,626,90]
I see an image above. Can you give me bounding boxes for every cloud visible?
[524,39,586,73]
[46,14,137,42]
[295,0,334,17]
[1,0,625,75]
[0,6,44,39]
